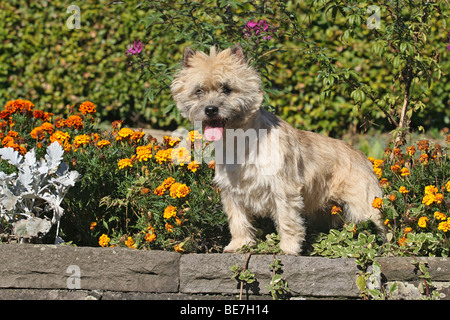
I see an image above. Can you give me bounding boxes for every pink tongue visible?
[204,125,223,141]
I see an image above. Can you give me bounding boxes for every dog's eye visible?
[221,86,232,95]
[195,88,204,96]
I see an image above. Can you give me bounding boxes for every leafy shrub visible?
[1,1,448,135]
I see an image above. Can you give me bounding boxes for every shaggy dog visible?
[170,44,385,255]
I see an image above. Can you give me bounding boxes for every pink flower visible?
[126,40,143,56]
[243,19,274,41]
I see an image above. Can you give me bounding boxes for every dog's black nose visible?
[205,105,219,117]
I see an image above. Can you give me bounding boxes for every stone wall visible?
[0,244,449,300]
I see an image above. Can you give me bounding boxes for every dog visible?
[170,44,386,255]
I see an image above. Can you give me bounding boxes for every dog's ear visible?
[231,43,246,64]
[183,47,195,68]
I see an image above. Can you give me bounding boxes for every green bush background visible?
[0,0,448,136]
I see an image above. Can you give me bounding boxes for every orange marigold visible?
[65,115,84,130]
[97,139,111,148]
[79,101,96,115]
[371,197,383,210]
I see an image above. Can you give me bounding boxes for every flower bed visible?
[0,99,449,261]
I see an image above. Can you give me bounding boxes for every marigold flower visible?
[97,139,111,148]
[164,135,181,147]
[50,131,71,146]
[65,115,84,130]
[172,147,191,165]
[188,130,202,142]
[398,235,407,246]
[417,140,429,152]
[404,227,413,234]
[79,101,96,115]
[162,177,176,189]
[155,148,172,164]
[434,211,447,221]
[125,236,136,249]
[165,222,174,233]
[384,219,390,226]
[136,145,153,161]
[118,158,133,169]
[90,222,97,230]
[163,205,177,219]
[419,153,429,164]
[418,216,429,228]
[116,128,135,141]
[390,164,400,173]
[153,185,166,196]
[73,134,91,148]
[99,234,110,247]
[331,206,342,215]
[400,167,410,176]
[399,186,409,194]
[174,243,184,253]
[379,178,389,187]
[30,127,45,140]
[145,232,156,242]
[425,185,438,195]
[170,183,191,198]
[131,131,145,142]
[438,219,450,232]
[446,181,450,192]
[187,160,200,173]
[406,146,416,157]
[389,194,396,202]
[371,197,383,210]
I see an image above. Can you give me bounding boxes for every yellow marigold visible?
[438,219,450,232]
[50,131,71,145]
[331,206,342,215]
[79,101,96,115]
[371,197,383,210]
[425,185,438,195]
[187,160,200,173]
[400,167,410,176]
[170,183,191,198]
[390,164,400,173]
[163,205,177,219]
[73,134,91,148]
[418,216,429,228]
[154,185,166,196]
[172,147,191,166]
[136,145,153,162]
[399,186,409,194]
[434,211,447,221]
[116,128,135,141]
[435,193,444,204]
[422,194,435,206]
[188,130,202,142]
[97,139,111,148]
[155,148,172,164]
[162,177,176,189]
[446,181,450,192]
[164,135,181,147]
[118,158,133,169]
[384,219,390,226]
[125,236,136,249]
[99,234,110,247]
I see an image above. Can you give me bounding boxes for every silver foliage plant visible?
[0,141,80,242]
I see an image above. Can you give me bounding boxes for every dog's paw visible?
[280,241,301,256]
[223,239,255,253]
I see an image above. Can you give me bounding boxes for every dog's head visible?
[170,44,263,141]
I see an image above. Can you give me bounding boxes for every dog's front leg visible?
[222,193,256,253]
[273,198,306,255]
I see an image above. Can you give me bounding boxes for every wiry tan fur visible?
[171,44,386,255]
